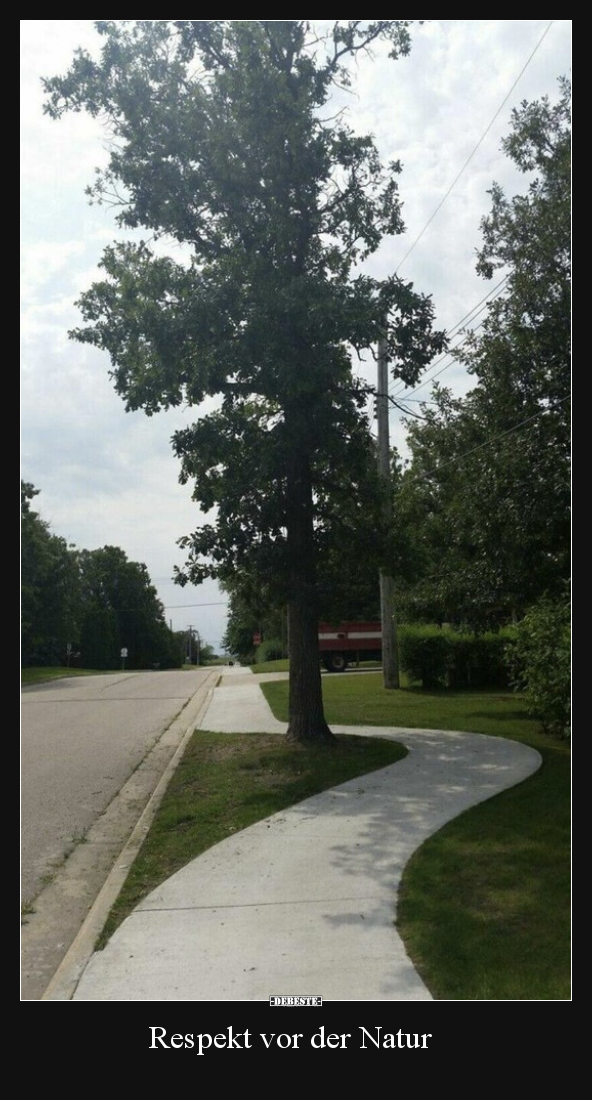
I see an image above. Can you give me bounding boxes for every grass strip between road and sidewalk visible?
[21,666,103,684]
[97,730,407,950]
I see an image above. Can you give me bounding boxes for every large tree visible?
[396,79,571,629]
[21,482,80,666]
[78,545,183,669]
[20,483,182,669]
[44,20,444,740]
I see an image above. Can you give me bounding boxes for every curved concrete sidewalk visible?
[72,668,541,1000]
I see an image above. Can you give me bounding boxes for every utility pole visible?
[186,625,195,665]
[377,327,400,689]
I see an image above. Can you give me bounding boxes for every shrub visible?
[255,637,286,664]
[399,625,516,690]
[446,630,515,689]
[509,596,571,738]
[398,626,451,688]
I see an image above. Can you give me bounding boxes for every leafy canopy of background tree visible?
[43,20,446,740]
[395,78,570,629]
[221,445,417,663]
[77,544,183,669]
[21,482,183,669]
[21,482,80,666]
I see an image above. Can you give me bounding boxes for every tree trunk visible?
[284,435,334,744]
[286,593,334,743]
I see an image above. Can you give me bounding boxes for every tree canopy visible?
[395,78,571,629]
[44,20,445,740]
[77,544,183,669]
[21,482,183,669]
[21,482,80,666]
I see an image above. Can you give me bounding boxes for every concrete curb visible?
[39,670,219,1001]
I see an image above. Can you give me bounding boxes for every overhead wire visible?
[410,394,570,479]
[380,20,556,425]
[393,20,555,276]
[438,275,510,341]
[156,24,559,622]
[162,600,228,609]
[388,275,510,400]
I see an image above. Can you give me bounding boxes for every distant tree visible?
[221,578,287,663]
[21,484,181,669]
[197,641,217,666]
[21,482,80,666]
[221,614,259,665]
[78,546,181,669]
[44,19,445,740]
[78,606,120,671]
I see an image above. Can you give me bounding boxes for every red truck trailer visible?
[318,622,382,672]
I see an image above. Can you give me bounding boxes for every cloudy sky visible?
[20,20,571,652]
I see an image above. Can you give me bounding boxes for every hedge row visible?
[398,625,517,690]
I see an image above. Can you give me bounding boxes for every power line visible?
[440,275,510,342]
[384,22,558,430]
[390,318,488,402]
[162,601,228,609]
[388,395,431,421]
[385,274,510,406]
[377,318,488,427]
[396,397,443,405]
[394,21,555,275]
[414,395,570,479]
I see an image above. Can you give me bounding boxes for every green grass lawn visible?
[250,657,290,673]
[249,658,381,674]
[260,673,571,1000]
[40,660,568,998]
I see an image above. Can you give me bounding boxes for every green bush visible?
[446,631,515,689]
[398,626,450,688]
[509,596,571,738]
[399,625,516,690]
[255,637,286,664]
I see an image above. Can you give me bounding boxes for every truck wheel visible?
[325,653,348,673]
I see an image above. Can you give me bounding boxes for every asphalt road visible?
[21,667,218,1000]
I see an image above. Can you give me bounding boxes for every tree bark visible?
[284,432,334,744]
[286,593,334,743]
